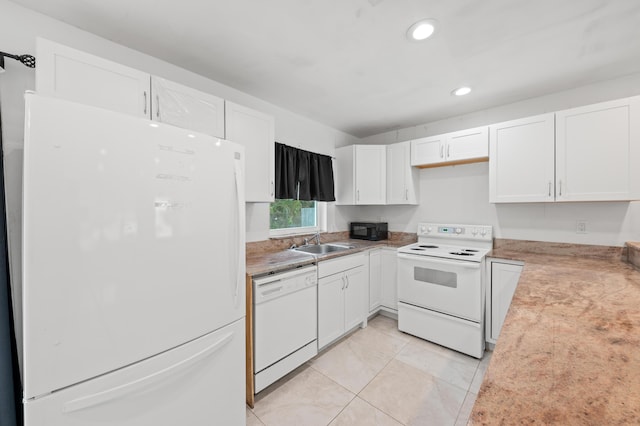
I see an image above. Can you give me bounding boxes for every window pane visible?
[270,200,317,230]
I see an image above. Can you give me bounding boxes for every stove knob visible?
[480,228,487,236]
[455,227,462,234]
[420,225,426,233]
[427,227,432,233]
[471,228,478,236]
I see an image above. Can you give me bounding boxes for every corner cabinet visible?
[335,145,386,205]
[411,126,488,168]
[490,96,640,203]
[486,260,523,343]
[386,142,419,205]
[225,102,275,202]
[318,253,367,349]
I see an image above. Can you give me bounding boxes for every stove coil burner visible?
[449,252,474,256]
[462,249,478,253]
[418,245,439,248]
[410,248,426,251]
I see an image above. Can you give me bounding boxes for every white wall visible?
[354,74,640,246]
[0,0,356,370]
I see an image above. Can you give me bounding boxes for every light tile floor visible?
[248,315,492,426]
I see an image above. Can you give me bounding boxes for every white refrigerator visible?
[22,94,246,425]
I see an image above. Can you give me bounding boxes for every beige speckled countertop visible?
[471,241,640,424]
[246,233,416,277]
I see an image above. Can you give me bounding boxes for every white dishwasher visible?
[253,265,318,393]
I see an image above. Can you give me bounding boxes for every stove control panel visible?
[418,223,492,241]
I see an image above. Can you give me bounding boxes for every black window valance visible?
[275,142,335,202]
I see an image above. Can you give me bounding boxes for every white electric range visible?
[397,223,493,359]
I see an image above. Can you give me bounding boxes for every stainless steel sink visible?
[293,243,354,255]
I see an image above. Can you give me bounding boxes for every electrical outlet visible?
[576,221,587,234]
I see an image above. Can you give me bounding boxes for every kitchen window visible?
[269,200,326,236]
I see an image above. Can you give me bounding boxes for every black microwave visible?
[349,222,388,241]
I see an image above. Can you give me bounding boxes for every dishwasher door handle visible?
[260,286,283,296]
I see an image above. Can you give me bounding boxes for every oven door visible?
[397,253,482,322]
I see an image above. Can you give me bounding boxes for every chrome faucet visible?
[303,232,321,245]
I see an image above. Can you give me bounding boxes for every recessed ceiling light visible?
[452,86,472,96]
[407,19,437,41]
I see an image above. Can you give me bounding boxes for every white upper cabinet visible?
[151,77,225,138]
[411,126,488,167]
[386,141,419,205]
[555,97,640,202]
[446,127,489,162]
[335,145,386,205]
[489,114,555,203]
[225,101,275,202]
[36,38,150,119]
[411,134,446,166]
[490,96,640,203]
[36,39,226,140]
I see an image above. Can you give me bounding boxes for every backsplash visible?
[493,238,625,260]
[246,231,416,256]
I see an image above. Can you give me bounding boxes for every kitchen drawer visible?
[318,252,366,278]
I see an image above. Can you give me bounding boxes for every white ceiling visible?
[10,0,640,137]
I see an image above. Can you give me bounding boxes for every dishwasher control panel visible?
[253,265,318,304]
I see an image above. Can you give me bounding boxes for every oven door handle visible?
[397,253,482,269]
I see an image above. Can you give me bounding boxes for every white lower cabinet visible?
[368,249,382,312]
[369,247,398,314]
[318,253,366,349]
[380,248,398,311]
[486,260,523,343]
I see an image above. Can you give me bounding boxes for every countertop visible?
[470,245,640,424]
[246,236,415,277]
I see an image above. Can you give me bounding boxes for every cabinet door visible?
[490,262,522,341]
[489,114,555,203]
[318,274,346,349]
[36,38,150,119]
[151,77,224,138]
[380,249,398,310]
[386,141,419,205]
[411,135,445,166]
[556,96,640,201]
[446,126,488,162]
[369,250,382,312]
[343,266,366,331]
[355,145,386,204]
[225,101,275,202]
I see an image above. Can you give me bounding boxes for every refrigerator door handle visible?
[62,332,235,413]
[233,154,245,306]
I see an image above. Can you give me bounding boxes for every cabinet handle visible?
[341,276,345,290]
[143,91,147,115]
[440,145,444,158]
[271,181,274,197]
[345,276,350,289]
[548,182,552,197]
[559,180,562,197]
[447,144,450,158]
[156,95,160,119]
[405,189,408,200]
